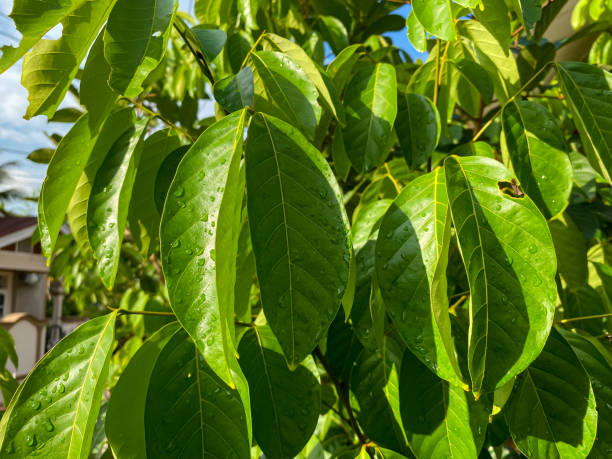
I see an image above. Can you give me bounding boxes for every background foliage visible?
[0,0,612,458]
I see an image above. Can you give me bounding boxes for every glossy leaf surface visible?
[238,325,320,459]
[245,113,351,366]
[395,93,440,169]
[0,313,117,457]
[445,155,557,396]
[412,0,455,41]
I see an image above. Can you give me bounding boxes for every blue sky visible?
[0,1,421,214]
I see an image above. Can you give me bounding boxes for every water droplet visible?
[534,277,542,286]
[43,419,54,432]
[201,212,209,222]
[172,239,181,249]
[79,345,85,354]
[185,371,193,380]
[5,441,14,453]
[174,187,184,197]
[58,383,65,393]
[198,170,206,180]
[529,244,537,253]
[197,258,205,266]
[165,440,176,452]
[108,222,115,229]
[209,196,215,202]
[501,295,508,305]
[185,248,193,255]
[319,189,328,199]
[401,310,407,321]
[385,231,393,239]
[30,400,41,410]
[206,335,214,346]
[26,434,36,447]
[210,249,216,261]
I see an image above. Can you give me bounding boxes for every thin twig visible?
[556,312,612,324]
[241,30,267,69]
[107,306,175,317]
[121,97,195,142]
[173,21,216,84]
[384,163,401,194]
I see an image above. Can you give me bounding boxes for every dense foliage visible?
[0,0,611,457]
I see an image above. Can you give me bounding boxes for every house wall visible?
[14,273,48,320]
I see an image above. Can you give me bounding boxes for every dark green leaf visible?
[145,329,250,458]
[189,26,226,62]
[395,93,440,168]
[556,62,612,183]
[49,108,84,123]
[225,31,253,74]
[445,155,557,397]
[399,351,489,459]
[564,286,611,336]
[238,325,320,459]
[27,148,55,164]
[548,212,588,290]
[344,63,397,172]
[154,145,189,215]
[502,100,572,219]
[326,44,362,94]
[213,66,254,113]
[245,113,351,367]
[505,328,598,458]
[250,50,322,140]
[0,313,117,457]
[87,117,149,288]
[104,0,177,97]
[318,16,349,55]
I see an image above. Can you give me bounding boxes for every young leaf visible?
[326,44,362,94]
[245,113,351,367]
[399,351,489,459]
[238,325,321,459]
[264,32,341,122]
[106,322,179,458]
[556,62,612,183]
[145,329,250,458]
[502,100,573,219]
[350,337,410,455]
[81,31,117,133]
[445,155,557,397]
[405,10,427,54]
[128,129,182,256]
[376,169,462,384]
[250,50,322,140]
[104,0,177,97]
[505,328,598,458]
[0,0,88,72]
[213,66,254,113]
[67,108,135,257]
[559,329,612,458]
[88,117,149,288]
[395,93,440,168]
[344,63,397,172]
[38,113,94,258]
[0,313,117,457]
[21,0,115,119]
[160,110,248,389]
[411,0,455,41]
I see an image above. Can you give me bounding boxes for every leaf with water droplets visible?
[505,328,598,458]
[245,113,351,367]
[145,329,250,458]
[445,155,557,397]
[106,322,179,458]
[399,350,489,459]
[376,169,463,383]
[238,325,320,459]
[0,313,117,457]
[160,109,252,438]
[87,117,149,288]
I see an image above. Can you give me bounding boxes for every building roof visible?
[0,217,37,239]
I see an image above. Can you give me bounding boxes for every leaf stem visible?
[384,163,401,194]
[241,30,267,69]
[173,19,216,84]
[556,312,612,324]
[106,306,176,317]
[121,97,195,142]
[472,62,554,142]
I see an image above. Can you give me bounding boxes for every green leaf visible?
[344,63,397,172]
[49,107,84,123]
[317,16,349,55]
[502,100,573,219]
[245,113,351,367]
[452,58,494,106]
[38,113,93,258]
[515,0,542,31]
[452,141,495,159]
[66,108,135,257]
[505,328,598,459]
[395,93,440,168]
[444,155,557,397]
[350,337,410,455]
[106,322,179,459]
[160,110,248,391]
[0,328,18,370]
[213,66,254,113]
[250,50,322,140]
[0,0,88,72]
[238,325,321,459]
[27,148,55,164]
[194,0,233,26]
[225,31,253,74]
[264,32,341,123]
[326,44,362,94]
[559,329,612,459]
[412,0,455,41]
[331,127,351,182]
[154,145,189,215]
[80,31,117,133]
[128,129,182,256]
[458,20,520,103]
[405,10,427,54]
[87,117,149,288]
[564,286,611,336]
[399,351,489,459]
[145,329,250,458]
[0,313,117,457]
[189,26,226,62]
[548,212,588,290]
[376,169,462,384]
[556,62,612,183]
[21,0,116,119]
[103,0,177,97]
